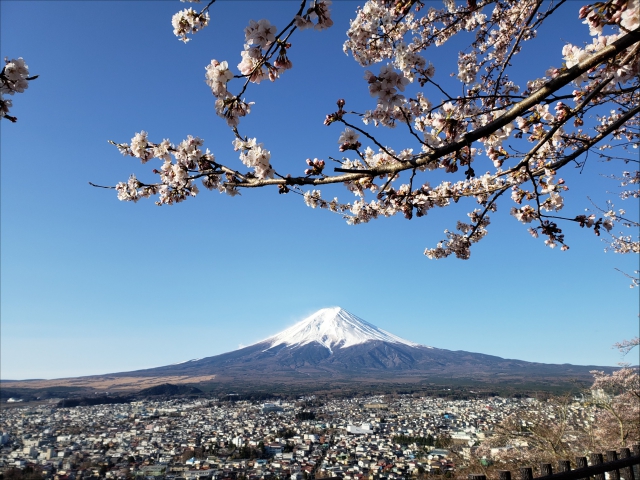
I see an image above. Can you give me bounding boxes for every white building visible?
[347,423,373,434]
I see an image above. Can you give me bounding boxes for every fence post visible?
[576,456,589,480]
[520,467,534,480]
[590,453,605,480]
[619,447,635,480]
[607,450,620,480]
[469,475,486,480]
[558,460,571,473]
[499,470,512,480]
[540,464,553,477]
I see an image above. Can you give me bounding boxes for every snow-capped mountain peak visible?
[264,307,420,352]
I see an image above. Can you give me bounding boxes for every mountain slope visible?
[109,307,611,384]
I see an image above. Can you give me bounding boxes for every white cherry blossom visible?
[172,8,209,43]
[1,57,37,122]
[99,0,640,265]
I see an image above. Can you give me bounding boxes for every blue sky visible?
[1,1,638,380]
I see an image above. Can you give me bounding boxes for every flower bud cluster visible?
[304,158,325,176]
[579,0,639,36]
[324,99,347,126]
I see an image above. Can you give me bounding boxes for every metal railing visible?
[469,445,640,480]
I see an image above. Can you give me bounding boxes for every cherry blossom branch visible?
[399,106,428,147]
[497,73,618,179]
[543,104,640,172]
[99,1,640,260]
[613,337,639,354]
[337,118,403,164]
[491,0,544,98]
[466,185,509,239]
[224,29,639,188]
[0,57,37,123]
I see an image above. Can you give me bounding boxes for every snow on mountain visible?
[170,358,202,365]
[263,307,421,353]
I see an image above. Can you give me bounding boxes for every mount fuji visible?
[108,307,609,386]
[263,307,420,352]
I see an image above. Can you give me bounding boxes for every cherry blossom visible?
[295,0,333,31]
[0,57,37,123]
[590,359,640,448]
[233,138,274,179]
[244,19,277,49]
[205,60,233,97]
[172,7,209,43]
[98,0,640,265]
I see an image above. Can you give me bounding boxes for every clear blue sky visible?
[1,1,638,380]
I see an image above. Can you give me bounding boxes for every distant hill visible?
[138,383,203,396]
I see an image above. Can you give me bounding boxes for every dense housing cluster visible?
[1,395,579,480]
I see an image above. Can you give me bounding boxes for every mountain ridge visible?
[102,307,612,386]
[2,308,617,391]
